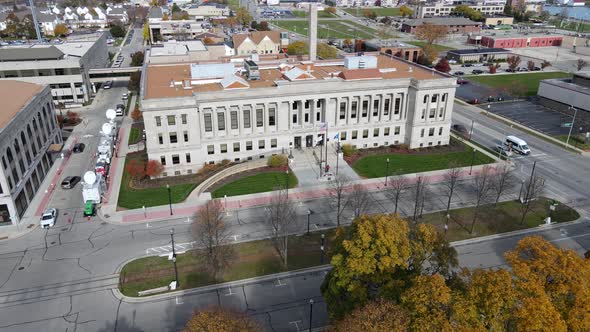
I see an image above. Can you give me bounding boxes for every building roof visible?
[232,31,281,49]
[143,54,448,99]
[403,17,482,27]
[0,81,44,129]
[448,48,510,55]
[479,31,563,39]
[148,6,162,18]
[0,46,64,62]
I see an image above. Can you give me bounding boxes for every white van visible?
[505,136,530,155]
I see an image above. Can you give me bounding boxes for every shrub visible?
[267,155,288,168]
[221,159,231,166]
[341,144,356,157]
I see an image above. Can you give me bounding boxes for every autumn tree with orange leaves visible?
[183,307,259,332]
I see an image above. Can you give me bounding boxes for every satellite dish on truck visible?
[101,123,112,135]
[106,109,116,121]
[84,171,97,185]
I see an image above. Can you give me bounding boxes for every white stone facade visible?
[142,62,456,176]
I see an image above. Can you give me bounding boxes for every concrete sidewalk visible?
[99,160,505,224]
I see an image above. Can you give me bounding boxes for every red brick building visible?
[479,35,562,48]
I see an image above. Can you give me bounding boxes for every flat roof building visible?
[401,17,482,34]
[539,72,590,115]
[0,81,61,227]
[140,53,457,175]
[473,32,563,48]
[0,34,108,106]
[447,48,511,62]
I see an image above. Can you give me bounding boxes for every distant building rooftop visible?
[0,46,64,62]
[480,31,563,39]
[448,48,510,55]
[403,17,482,26]
[0,81,44,129]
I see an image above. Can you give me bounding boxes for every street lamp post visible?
[309,299,314,332]
[385,158,390,186]
[285,169,289,199]
[566,105,579,148]
[469,148,476,175]
[320,234,325,264]
[518,179,525,203]
[170,228,179,288]
[166,184,173,215]
[469,119,474,140]
[445,214,450,237]
[307,209,311,235]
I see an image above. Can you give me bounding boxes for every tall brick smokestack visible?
[308,3,317,61]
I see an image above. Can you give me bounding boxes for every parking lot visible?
[480,100,575,136]
[456,79,515,103]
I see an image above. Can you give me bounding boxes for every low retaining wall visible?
[193,158,268,196]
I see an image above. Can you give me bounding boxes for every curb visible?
[113,264,332,303]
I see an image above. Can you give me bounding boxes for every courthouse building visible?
[140,53,457,176]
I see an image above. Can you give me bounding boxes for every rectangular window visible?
[246,141,253,150]
[305,100,310,109]
[271,138,277,148]
[339,102,346,119]
[256,108,264,127]
[341,131,347,140]
[304,113,309,122]
[186,153,191,163]
[384,99,390,116]
[429,128,435,136]
[429,108,436,118]
[172,154,180,164]
[442,93,447,102]
[373,128,379,137]
[217,113,225,131]
[183,131,188,142]
[269,108,276,126]
[394,126,400,135]
[233,142,240,152]
[207,145,214,155]
[421,109,426,119]
[362,100,369,117]
[363,129,369,138]
[204,114,212,132]
[439,107,444,118]
[384,127,390,136]
[230,111,238,129]
[292,101,298,110]
[292,113,298,124]
[181,114,187,124]
[394,98,401,115]
[160,156,166,165]
[169,132,178,143]
[316,112,321,121]
[220,144,227,153]
[155,116,162,127]
[373,99,379,114]
[420,129,425,137]
[167,115,176,126]
[258,140,265,149]
[158,133,163,144]
[431,95,437,103]
[439,127,443,135]
[243,109,251,128]
[352,130,358,139]
[351,101,358,118]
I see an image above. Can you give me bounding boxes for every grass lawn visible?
[554,134,590,150]
[117,153,196,209]
[211,171,298,198]
[119,198,578,296]
[227,0,239,10]
[343,7,400,16]
[352,144,494,178]
[120,230,334,297]
[406,41,455,51]
[468,72,572,96]
[128,127,141,145]
[292,10,336,18]
[272,20,379,39]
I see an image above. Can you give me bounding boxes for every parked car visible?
[122,92,128,100]
[457,79,469,85]
[103,81,112,89]
[40,208,57,228]
[116,103,125,116]
[532,66,541,71]
[61,176,81,189]
[452,124,469,137]
[453,71,465,76]
[73,143,85,153]
[462,63,473,67]
[471,69,484,75]
[487,96,495,102]
[505,68,515,73]
[468,98,479,104]
[517,67,529,72]
[448,59,457,64]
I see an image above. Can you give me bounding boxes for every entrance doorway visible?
[294,136,302,149]
[305,135,313,148]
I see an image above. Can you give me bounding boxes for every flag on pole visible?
[319,122,327,132]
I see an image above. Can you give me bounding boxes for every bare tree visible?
[267,187,295,267]
[491,163,514,206]
[192,200,234,279]
[329,173,351,227]
[519,175,545,224]
[412,176,429,222]
[470,166,493,234]
[507,55,521,71]
[348,184,370,219]
[443,165,462,216]
[387,176,409,215]
[577,59,587,71]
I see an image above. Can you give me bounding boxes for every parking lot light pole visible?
[170,228,179,288]
[320,234,325,264]
[166,184,173,215]
[469,119,474,140]
[309,299,314,332]
[285,169,289,199]
[566,106,578,148]
[307,209,311,235]
[469,148,476,175]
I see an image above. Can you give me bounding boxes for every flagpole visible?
[325,122,329,172]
